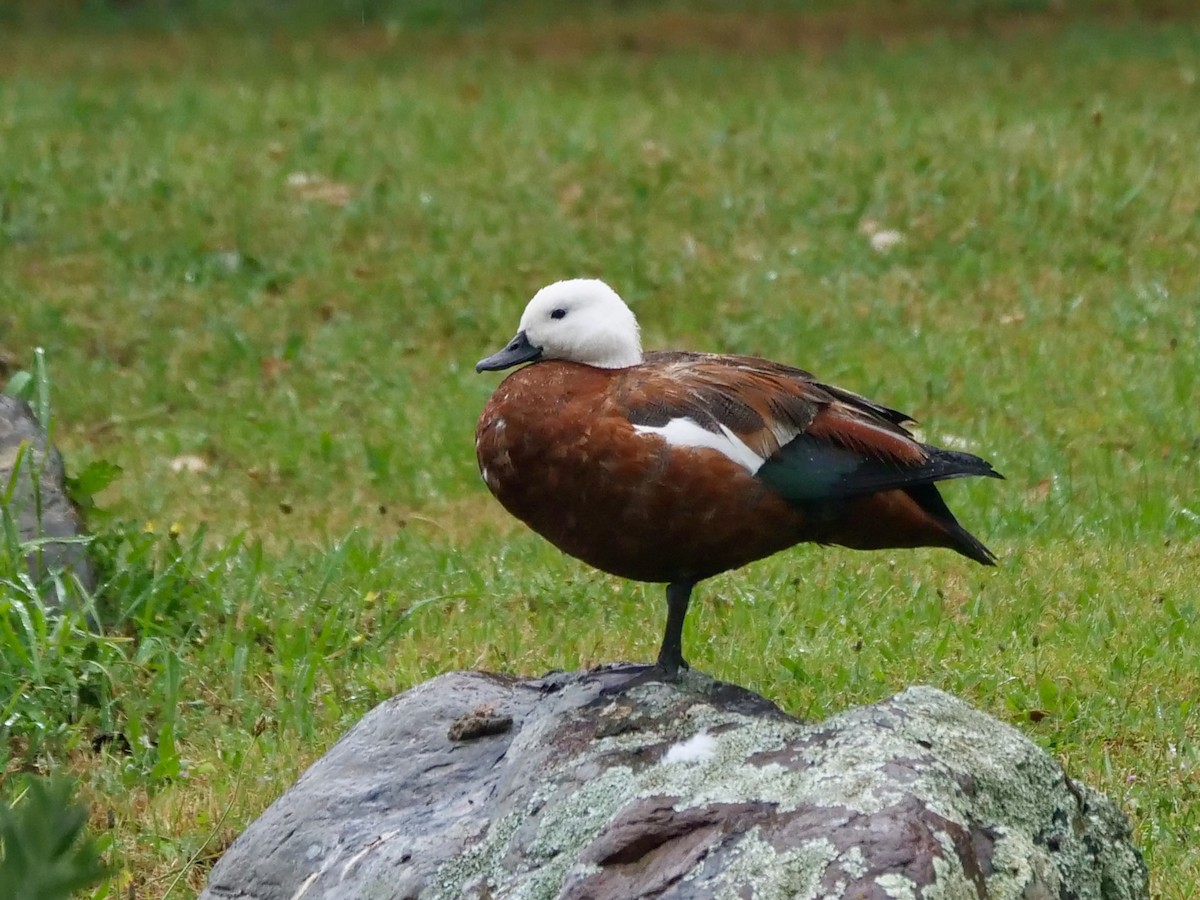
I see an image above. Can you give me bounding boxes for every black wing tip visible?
[906,481,999,567]
[956,528,999,567]
[928,446,1004,483]
[974,456,1005,481]
[960,516,999,565]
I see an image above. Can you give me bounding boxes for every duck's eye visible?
[550,308,567,320]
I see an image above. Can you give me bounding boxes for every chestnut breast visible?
[475,361,813,583]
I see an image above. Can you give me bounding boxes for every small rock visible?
[447,707,513,741]
[169,453,209,474]
[869,229,904,253]
[0,396,97,604]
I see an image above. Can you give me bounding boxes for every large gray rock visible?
[201,667,1147,900]
[0,395,96,599]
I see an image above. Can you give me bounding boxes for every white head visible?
[476,278,643,372]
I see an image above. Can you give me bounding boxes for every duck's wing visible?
[622,351,1001,504]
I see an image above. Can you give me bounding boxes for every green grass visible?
[2,6,1199,896]
[9,0,1197,32]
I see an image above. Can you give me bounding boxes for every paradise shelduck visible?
[475,278,1002,681]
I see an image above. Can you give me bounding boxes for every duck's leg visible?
[656,581,695,680]
[598,580,695,694]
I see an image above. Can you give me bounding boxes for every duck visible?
[475,278,1002,681]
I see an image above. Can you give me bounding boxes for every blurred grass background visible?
[2,0,1199,896]
[6,0,1200,32]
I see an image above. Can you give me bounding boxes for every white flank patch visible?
[663,730,717,765]
[633,417,765,473]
